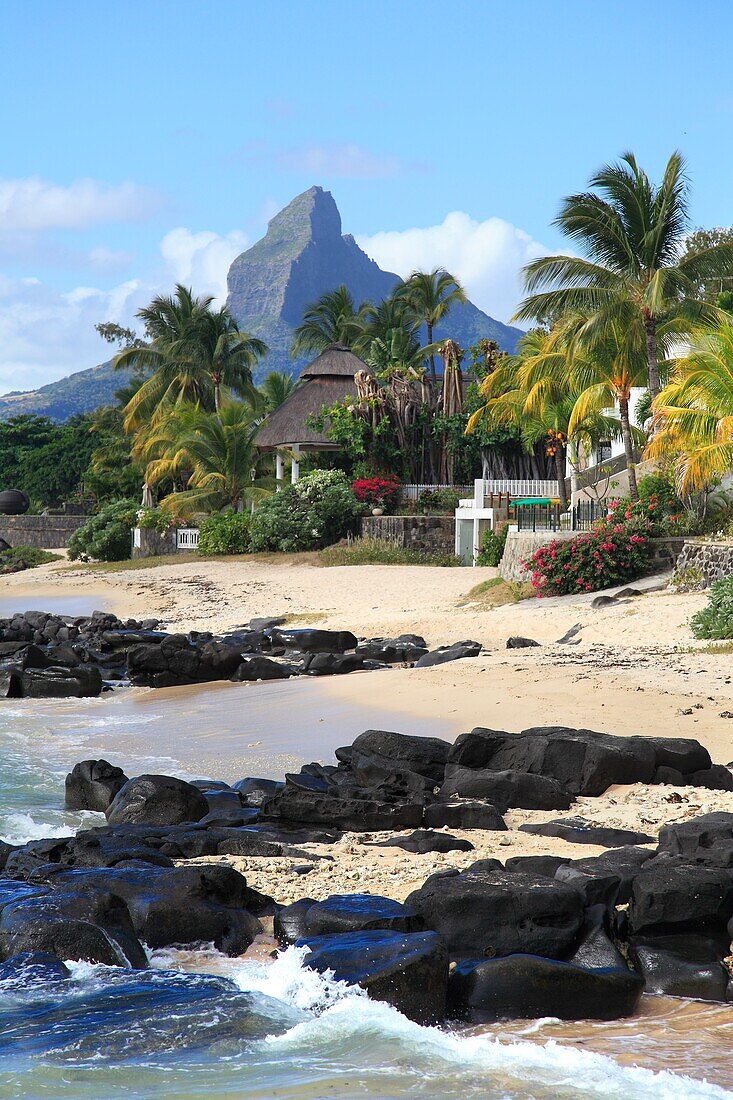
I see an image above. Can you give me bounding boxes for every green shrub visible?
[476,525,508,566]
[637,472,680,517]
[318,537,459,566]
[0,546,60,573]
[68,499,138,562]
[419,487,461,513]
[197,512,250,555]
[691,576,733,639]
[136,507,174,534]
[250,470,361,553]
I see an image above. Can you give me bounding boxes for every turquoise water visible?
[0,596,109,618]
[0,693,731,1098]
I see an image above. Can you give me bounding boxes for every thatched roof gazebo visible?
[256,344,372,484]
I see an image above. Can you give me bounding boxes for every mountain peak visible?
[263,185,342,251]
[226,187,523,381]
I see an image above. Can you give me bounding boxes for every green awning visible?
[512,497,553,506]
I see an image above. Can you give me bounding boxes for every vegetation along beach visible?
[6,3,733,1097]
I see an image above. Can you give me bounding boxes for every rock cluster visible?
[0,724,732,1025]
[0,611,480,697]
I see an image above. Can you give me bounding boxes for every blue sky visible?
[2,0,733,393]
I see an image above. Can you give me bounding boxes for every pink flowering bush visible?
[523,509,653,597]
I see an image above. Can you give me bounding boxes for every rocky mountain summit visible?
[1,187,522,420]
[226,186,523,378]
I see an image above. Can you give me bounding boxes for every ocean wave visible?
[147,946,733,1100]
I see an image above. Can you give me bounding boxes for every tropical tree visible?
[525,312,648,500]
[514,152,733,399]
[397,269,466,383]
[366,326,437,383]
[353,293,420,356]
[196,308,266,413]
[290,285,363,357]
[140,401,270,516]
[647,325,733,494]
[114,285,266,429]
[467,329,617,510]
[260,369,298,411]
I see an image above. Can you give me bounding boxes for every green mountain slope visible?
[0,361,131,422]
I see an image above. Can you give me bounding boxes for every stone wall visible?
[131,528,177,559]
[0,514,87,549]
[672,540,733,590]
[360,515,455,554]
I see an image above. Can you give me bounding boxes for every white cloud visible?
[0,275,145,395]
[273,143,405,179]
[0,177,159,232]
[0,225,252,395]
[358,211,550,324]
[160,227,249,303]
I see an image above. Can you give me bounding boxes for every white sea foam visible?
[146,946,733,1100]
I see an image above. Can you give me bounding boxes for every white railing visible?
[402,483,473,501]
[176,527,199,550]
[480,479,559,496]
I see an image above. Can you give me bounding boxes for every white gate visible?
[176,528,199,550]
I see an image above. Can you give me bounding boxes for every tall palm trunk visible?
[554,446,569,511]
[426,320,436,384]
[619,394,639,502]
[643,313,661,400]
[213,373,222,415]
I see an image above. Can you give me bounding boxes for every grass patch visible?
[317,537,460,567]
[680,640,733,655]
[457,577,534,609]
[282,612,328,625]
[63,550,324,573]
[0,546,61,574]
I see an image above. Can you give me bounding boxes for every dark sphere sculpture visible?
[0,490,30,515]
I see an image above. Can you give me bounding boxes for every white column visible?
[290,444,301,485]
[275,452,284,490]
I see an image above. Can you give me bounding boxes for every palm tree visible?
[260,370,298,411]
[290,285,363,358]
[366,326,438,381]
[143,401,270,516]
[514,152,733,400]
[197,308,266,413]
[647,325,733,494]
[397,269,467,383]
[354,292,421,356]
[528,312,648,501]
[467,329,616,510]
[115,285,266,429]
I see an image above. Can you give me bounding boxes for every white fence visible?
[402,480,559,501]
[480,479,559,497]
[176,528,200,550]
[401,484,473,501]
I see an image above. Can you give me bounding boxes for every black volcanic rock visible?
[447,954,642,1023]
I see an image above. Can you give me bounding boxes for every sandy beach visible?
[7,553,733,909]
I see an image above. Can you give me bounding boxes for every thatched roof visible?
[256,344,372,450]
[301,344,369,379]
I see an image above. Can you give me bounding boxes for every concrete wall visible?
[499,530,577,582]
[361,515,455,554]
[0,515,87,549]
